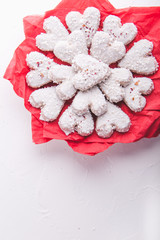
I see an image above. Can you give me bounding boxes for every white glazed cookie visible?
[59,106,94,136]
[99,68,133,103]
[91,31,126,65]
[36,16,69,51]
[29,87,64,122]
[103,15,137,45]
[66,7,100,47]
[124,77,154,112]
[48,64,77,100]
[72,86,107,116]
[96,102,131,138]
[72,54,111,91]
[26,51,55,88]
[118,39,158,75]
[54,30,88,64]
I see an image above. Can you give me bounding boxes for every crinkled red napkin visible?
[4,0,160,155]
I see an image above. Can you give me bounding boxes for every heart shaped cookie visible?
[36,16,69,51]
[99,68,133,103]
[118,39,158,75]
[29,87,64,122]
[48,64,77,100]
[59,106,94,136]
[72,54,110,91]
[90,31,126,65]
[72,86,108,116]
[66,7,100,47]
[124,77,154,112]
[54,30,88,64]
[103,15,137,45]
[96,102,131,138]
[26,51,55,88]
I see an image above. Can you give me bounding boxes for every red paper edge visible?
[66,116,160,156]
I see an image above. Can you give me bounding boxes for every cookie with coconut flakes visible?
[72,54,111,91]
[48,64,77,101]
[103,15,137,45]
[26,51,56,88]
[124,77,154,112]
[29,87,64,122]
[36,16,69,52]
[54,30,88,64]
[59,106,94,136]
[118,39,158,75]
[99,68,133,103]
[72,86,108,116]
[66,7,100,47]
[91,31,126,65]
[96,101,131,138]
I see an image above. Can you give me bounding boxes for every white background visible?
[0,0,160,239]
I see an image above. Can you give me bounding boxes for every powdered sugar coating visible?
[118,39,158,75]
[91,31,126,65]
[72,54,111,91]
[26,51,55,88]
[36,16,69,51]
[72,86,107,116]
[29,87,64,122]
[66,7,100,47]
[54,30,88,64]
[59,106,94,136]
[103,15,137,45]
[99,68,133,103]
[124,77,154,112]
[96,102,131,138]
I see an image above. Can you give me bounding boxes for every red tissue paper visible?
[4,0,160,155]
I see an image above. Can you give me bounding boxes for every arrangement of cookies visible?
[26,7,159,138]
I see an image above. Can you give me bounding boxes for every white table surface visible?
[0,0,160,239]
